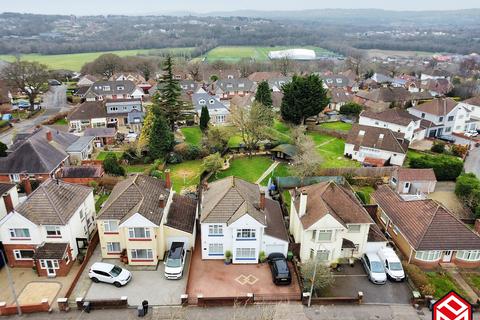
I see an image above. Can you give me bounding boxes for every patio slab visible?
[18,282,61,305]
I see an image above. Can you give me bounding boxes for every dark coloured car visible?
[267,252,291,285]
[438,135,456,143]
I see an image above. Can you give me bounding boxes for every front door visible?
[45,260,56,276]
[443,251,453,262]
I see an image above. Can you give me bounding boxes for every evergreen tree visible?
[281,74,329,125]
[255,80,273,107]
[0,142,7,157]
[138,106,154,151]
[155,55,191,130]
[199,106,210,131]
[149,109,174,159]
[103,154,125,176]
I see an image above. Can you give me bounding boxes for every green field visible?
[202,46,336,62]
[0,47,195,71]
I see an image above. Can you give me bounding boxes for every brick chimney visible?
[475,219,480,235]
[22,175,32,195]
[165,169,171,189]
[159,194,165,209]
[259,190,265,210]
[46,131,53,142]
[3,194,13,213]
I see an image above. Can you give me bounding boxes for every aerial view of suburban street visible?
[1,1,480,319]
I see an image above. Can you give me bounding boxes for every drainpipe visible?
[408,249,413,264]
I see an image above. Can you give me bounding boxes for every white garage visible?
[263,234,289,257]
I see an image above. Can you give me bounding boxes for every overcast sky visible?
[2,0,480,15]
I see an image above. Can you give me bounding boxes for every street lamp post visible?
[0,250,21,315]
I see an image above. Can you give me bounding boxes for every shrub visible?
[259,251,267,263]
[339,102,363,116]
[174,143,201,160]
[451,144,468,158]
[166,152,182,164]
[456,173,480,212]
[409,155,463,181]
[151,170,163,179]
[88,181,99,193]
[431,142,445,154]
[103,153,126,176]
[402,262,434,296]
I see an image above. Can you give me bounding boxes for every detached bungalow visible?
[372,185,480,268]
[344,124,409,166]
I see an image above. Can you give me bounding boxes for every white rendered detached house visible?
[200,177,289,264]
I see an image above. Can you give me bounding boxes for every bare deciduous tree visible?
[301,259,335,297]
[291,126,322,180]
[1,59,50,111]
[187,61,202,81]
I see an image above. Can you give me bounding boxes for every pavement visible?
[84,251,189,306]
[13,304,433,320]
[255,161,280,184]
[328,262,412,305]
[465,146,480,179]
[0,85,71,145]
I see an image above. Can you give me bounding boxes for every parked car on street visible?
[88,262,132,287]
[377,247,405,282]
[438,135,456,143]
[361,253,387,285]
[267,252,292,285]
[164,242,186,280]
[465,130,478,138]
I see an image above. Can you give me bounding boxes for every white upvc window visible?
[13,249,34,260]
[103,220,119,233]
[208,243,223,255]
[130,249,153,260]
[128,227,151,239]
[236,248,256,260]
[9,228,30,239]
[236,229,256,240]
[316,250,330,261]
[39,259,59,269]
[10,174,20,183]
[415,250,441,261]
[348,225,361,233]
[106,242,121,253]
[317,230,333,242]
[45,225,61,237]
[456,250,480,262]
[380,211,389,225]
[208,225,223,236]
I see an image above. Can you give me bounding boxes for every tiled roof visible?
[293,181,373,230]
[248,72,283,82]
[361,109,419,127]
[412,98,458,116]
[97,174,170,225]
[84,127,116,137]
[373,185,480,251]
[264,199,289,241]
[201,177,266,225]
[34,242,68,260]
[396,168,436,182]
[165,194,197,234]
[356,87,413,103]
[62,166,103,178]
[15,179,92,225]
[464,96,480,107]
[368,223,388,243]
[0,183,15,195]
[346,124,409,154]
[67,101,106,121]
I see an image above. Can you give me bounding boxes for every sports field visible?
[0,47,195,71]
[202,46,336,62]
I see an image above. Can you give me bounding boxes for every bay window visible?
[208,243,223,256]
[456,250,480,262]
[415,250,441,261]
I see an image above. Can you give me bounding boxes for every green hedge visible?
[409,154,463,181]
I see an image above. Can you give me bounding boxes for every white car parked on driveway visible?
[88,262,132,287]
[361,253,387,285]
[377,247,405,282]
[164,242,186,280]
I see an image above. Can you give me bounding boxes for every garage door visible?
[265,244,286,256]
[166,236,190,251]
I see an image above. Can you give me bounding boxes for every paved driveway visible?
[85,253,190,306]
[328,262,412,304]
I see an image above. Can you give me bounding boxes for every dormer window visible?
[226,84,233,88]
[327,79,333,84]
[238,83,245,88]
[336,79,342,84]
[379,134,384,139]
[103,86,111,91]
[227,75,234,79]
[116,85,125,91]
[199,99,206,105]
[359,130,365,136]
[209,99,215,104]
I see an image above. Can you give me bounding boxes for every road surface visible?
[465,146,480,179]
[0,85,70,145]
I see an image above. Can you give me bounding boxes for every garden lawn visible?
[181,127,203,146]
[353,186,375,204]
[214,156,273,183]
[53,118,68,125]
[426,272,466,299]
[462,272,480,295]
[308,132,360,168]
[167,160,203,193]
[96,151,123,160]
[319,121,352,132]
[260,162,292,186]
[124,164,152,174]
